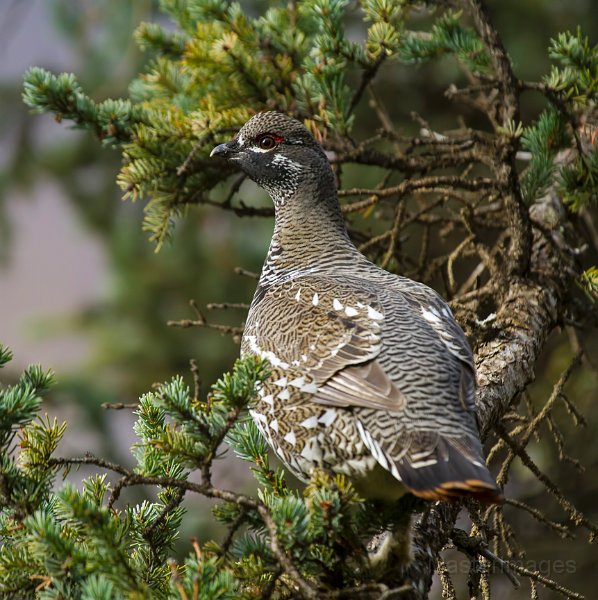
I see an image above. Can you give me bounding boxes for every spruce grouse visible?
[211,112,502,503]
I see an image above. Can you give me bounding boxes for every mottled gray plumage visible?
[211,112,502,502]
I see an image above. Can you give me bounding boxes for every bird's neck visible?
[262,182,361,282]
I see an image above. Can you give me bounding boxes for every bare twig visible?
[496,352,582,484]
[436,556,457,600]
[451,527,520,589]
[339,175,496,198]
[504,498,573,539]
[206,302,250,310]
[506,559,585,599]
[465,0,531,275]
[190,358,201,402]
[348,54,386,115]
[101,402,138,410]
[218,505,249,557]
[167,299,244,340]
[496,423,597,540]
[234,266,260,279]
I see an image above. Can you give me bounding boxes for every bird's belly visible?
[249,392,379,484]
[251,404,406,502]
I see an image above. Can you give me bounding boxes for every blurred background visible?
[0,1,596,598]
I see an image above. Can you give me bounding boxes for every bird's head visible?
[210,112,332,207]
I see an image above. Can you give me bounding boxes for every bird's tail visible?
[395,434,503,504]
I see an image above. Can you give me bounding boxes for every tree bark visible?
[407,192,574,598]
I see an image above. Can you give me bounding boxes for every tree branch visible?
[405,190,579,597]
[465,0,531,276]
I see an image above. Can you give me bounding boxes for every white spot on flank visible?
[237,132,244,145]
[300,381,318,394]
[367,306,384,320]
[300,415,319,429]
[312,293,319,306]
[411,458,437,469]
[300,437,323,461]
[301,354,308,362]
[333,298,343,311]
[295,289,301,301]
[250,410,268,425]
[277,388,290,401]
[284,430,297,445]
[389,463,401,480]
[318,409,337,427]
[411,451,431,460]
[263,351,288,368]
[246,335,289,369]
[345,306,358,317]
[270,419,279,433]
[288,377,305,388]
[262,394,274,406]
[356,420,390,472]
[421,307,441,324]
[273,377,288,387]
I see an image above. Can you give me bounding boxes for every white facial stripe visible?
[271,154,303,172]
[249,146,273,153]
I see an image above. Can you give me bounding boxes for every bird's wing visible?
[245,275,469,416]
[243,275,405,413]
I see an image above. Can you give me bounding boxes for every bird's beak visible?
[210,140,238,158]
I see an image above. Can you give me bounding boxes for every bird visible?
[211,112,502,504]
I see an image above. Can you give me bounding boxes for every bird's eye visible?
[257,135,278,150]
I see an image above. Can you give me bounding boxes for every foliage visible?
[10,0,598,598]
[0,346,412,599]
[1,348,259,598]
[21,3,598,249]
